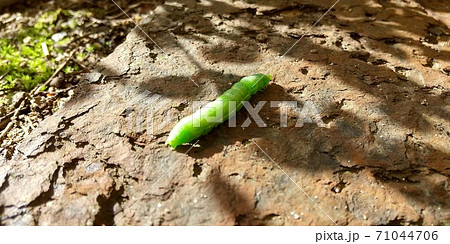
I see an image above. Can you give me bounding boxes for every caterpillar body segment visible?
[166,73,272,148]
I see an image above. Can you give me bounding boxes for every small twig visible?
[71,32,95,44]
[25,115,35,130]
[0,70,14,93]
[0,70,10,81]
[70,56,88,70]
[41,85,75,94]
[20,123,30,136]
[0,100,26,142]
[0,121,13,141]
[0,110,15,121]
[32,49,77,95]
[0,113,12,130]
[11,100,25,119]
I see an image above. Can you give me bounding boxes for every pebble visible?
[421,99,428,106]
[49,77,62,88]
[85,162,101,173]
[50,73,65,88]
[84,72,103,84]
[10,91,25,107]
[23,36,32,44]
[256,33,268,42]
[52,32,68,42]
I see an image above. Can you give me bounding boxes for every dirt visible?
[0,0,449,225]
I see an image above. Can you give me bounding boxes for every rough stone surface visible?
[1,0,449,225]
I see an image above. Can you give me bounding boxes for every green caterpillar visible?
[166,73,273,148]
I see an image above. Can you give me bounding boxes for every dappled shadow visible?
[209,170,256,225]
[87,0,449,225]
[2,0,449,225]
[133,0,449,225]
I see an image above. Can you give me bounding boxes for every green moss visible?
[62,64,79,74]
[1,8,102,96]
[85,44,95,53]
[76,51,87,61]
[39,85,48,92]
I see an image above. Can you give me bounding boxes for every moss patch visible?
[0,9,97,102]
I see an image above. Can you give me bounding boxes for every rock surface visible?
[1,0,449,225]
